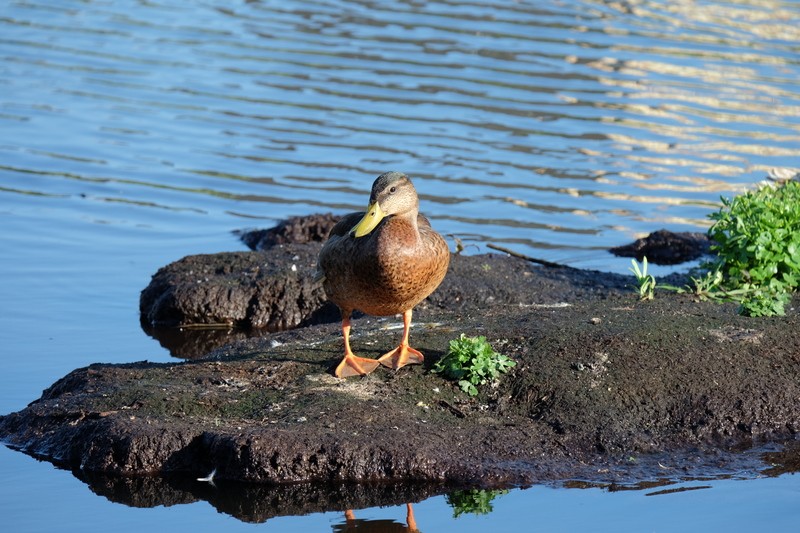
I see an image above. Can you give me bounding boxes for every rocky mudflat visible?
[2,216,799,516]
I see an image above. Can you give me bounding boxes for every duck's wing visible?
[417,213,432,229]
[327,212,366,238]
[314,212,366,284]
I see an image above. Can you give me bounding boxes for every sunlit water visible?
[2,0,800,530]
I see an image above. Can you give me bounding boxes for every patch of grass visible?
[446,489,509,517]
[432,334,516,396]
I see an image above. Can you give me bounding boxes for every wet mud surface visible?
[2,215,800,519]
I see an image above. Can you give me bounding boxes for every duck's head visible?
[351,171,419,237]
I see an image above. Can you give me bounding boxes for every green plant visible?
[628,183,800,316]
[629,256,687,299]
[708,180,800,316]
[446,489,509,517]
[629,259,791,316]
[629,257,657,300]
[684,269,725,299]
[736,283,792,316]
[432,334,516,396]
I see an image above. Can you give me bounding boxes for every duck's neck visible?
[399,209,419,233]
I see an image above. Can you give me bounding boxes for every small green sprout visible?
[433,334,516,396]
[629,257,657,300]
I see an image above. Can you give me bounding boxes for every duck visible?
[315,171,450,378]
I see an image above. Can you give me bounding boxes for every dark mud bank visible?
[2,216,800,491]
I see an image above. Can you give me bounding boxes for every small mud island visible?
[2,215,800,515]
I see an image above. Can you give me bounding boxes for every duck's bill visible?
[351,202,385,237]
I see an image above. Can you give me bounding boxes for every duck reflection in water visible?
[333,503,419,532]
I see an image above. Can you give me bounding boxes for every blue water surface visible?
[2,0,800,530]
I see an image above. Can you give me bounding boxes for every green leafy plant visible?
[433,334,516,396]
[445,489,509,517]
[707,180,800,316]
[627,182,800,316]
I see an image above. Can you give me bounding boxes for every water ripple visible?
[2,0,799,271]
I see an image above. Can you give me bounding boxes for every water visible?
[2,0,800,530]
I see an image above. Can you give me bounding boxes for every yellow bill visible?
[351,202,386,237]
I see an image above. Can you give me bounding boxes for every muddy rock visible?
[3,293,800,488]
[239,213,342,250]
[139,244,327,331]
[139,242,634,340]
[139,214,646,338]
[4,214,800,513]
[610,229,712,265]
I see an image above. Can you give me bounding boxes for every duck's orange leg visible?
[378,309,424,370]
[335,314,380,378]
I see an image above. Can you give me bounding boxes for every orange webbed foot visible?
[335,354,381,378]
[378,343,424,370]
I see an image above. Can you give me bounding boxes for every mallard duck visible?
[316,171,450,378]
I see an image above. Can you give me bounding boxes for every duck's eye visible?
[389,186,397,194]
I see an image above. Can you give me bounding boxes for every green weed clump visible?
[432,334,516,396]
[708,180,800,316]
